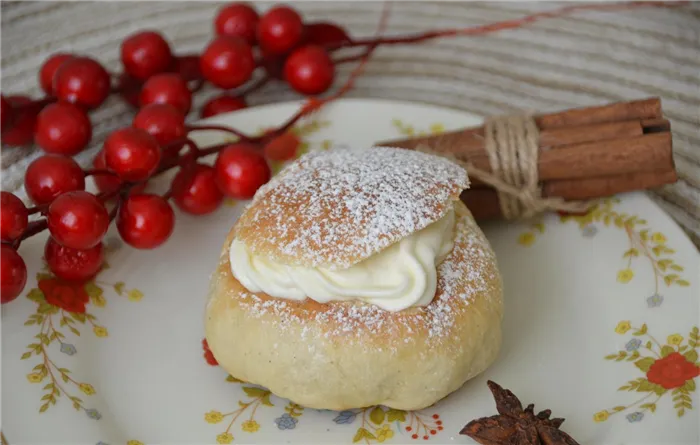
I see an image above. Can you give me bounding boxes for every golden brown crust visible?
[234,146,468,269]
[205,203,503,410]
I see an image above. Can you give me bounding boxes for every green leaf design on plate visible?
[634,357,655,372]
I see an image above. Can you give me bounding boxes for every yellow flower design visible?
[667,334,684,346]
[93,326,108,337]
[518,232,536,246]
[651,232,667,244]
[79,383,96,395]
[241,420,260,433]
[615,321,632,334]
[376,425,395,443]
[593,410,609,422]
[617,269,634,284]
[127,441,144,445]
[127,289,144,302]
[429,123,445,134]
[26,372,43,383]
[205,410,224,424]
[216,432,234,444]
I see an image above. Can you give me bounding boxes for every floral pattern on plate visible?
[595,323,699,422]
[203,369,306,443]
[518,198,690,307]
[334,407,443,443]
[20,239,143,419]
[3,101,698,445]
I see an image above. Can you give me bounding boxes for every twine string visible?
[418,114,593,219]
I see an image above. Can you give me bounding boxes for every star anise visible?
[459,380,580,445]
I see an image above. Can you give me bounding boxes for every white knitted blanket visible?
[2,1,698,246]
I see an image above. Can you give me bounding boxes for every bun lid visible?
[233,145,469,269]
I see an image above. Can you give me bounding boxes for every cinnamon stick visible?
[535,97,661,128]
[463,132,672,184]
[378,119,649,158]
[462,168,678,220]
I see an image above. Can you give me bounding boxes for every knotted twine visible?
[418,114,593,220]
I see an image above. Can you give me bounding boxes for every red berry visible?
[305,22,351,46]
[45,237,104,281]
[118,73,143,109]
[121,30,173,80]
[1,245,27,304]
[432,414,439,419]
[92,150,148,195]
[202,338,219,366]
[39,53,74,95]
[0,192,28,242]
[200,36,255,89]
[53,57,111,109]
[411,434,418,440]
[172,55,202,81]
[437,426,443,431]
[25,155,85,205]
[1,95,13,132]
[200,94,247,118]
[214,144,270,199]
[35,102,92,155]
[284,45,335,95]
[215,3,259,44]
[47,191,109,249]
[117,193,174,249]
[103,127,161,182]
[171,164,223,215]
[423,435,429,440]
[406,427,412,432]
[263,131,300,161]
[430,430,436,435]
[435,420,442,425]
[140,73,192,114]
[133,103,185,146]
[257,6,304,55]
[1,96,38,147]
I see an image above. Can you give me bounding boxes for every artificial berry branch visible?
[0,1,686,305]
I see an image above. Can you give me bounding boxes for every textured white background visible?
[2,1,699,246]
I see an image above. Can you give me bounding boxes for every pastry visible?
[204,145,503,411]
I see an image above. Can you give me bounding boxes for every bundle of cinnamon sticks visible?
[378,98,676,220]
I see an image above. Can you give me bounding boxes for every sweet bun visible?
[205,146,503,411]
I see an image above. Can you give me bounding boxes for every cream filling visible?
[229,207,456,312]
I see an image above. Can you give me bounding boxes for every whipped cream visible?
[229,207,456,312]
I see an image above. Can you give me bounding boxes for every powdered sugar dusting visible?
[235,146,468,269]
[231,204,498,352]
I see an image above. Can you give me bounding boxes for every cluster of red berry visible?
[0,3,353,305]
[0,0,675,306]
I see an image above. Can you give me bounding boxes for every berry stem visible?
[17,219,48,244]
[108,199,121,222]
[186,124,253,141]
[328,1,688,50]
[190,79,207,93]
[83,169,117,177]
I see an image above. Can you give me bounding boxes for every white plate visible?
[2,99,699,445]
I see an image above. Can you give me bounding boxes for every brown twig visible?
[185,124,253,141]
[329,1,688,50]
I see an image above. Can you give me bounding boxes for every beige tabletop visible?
[2,1,699,247]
